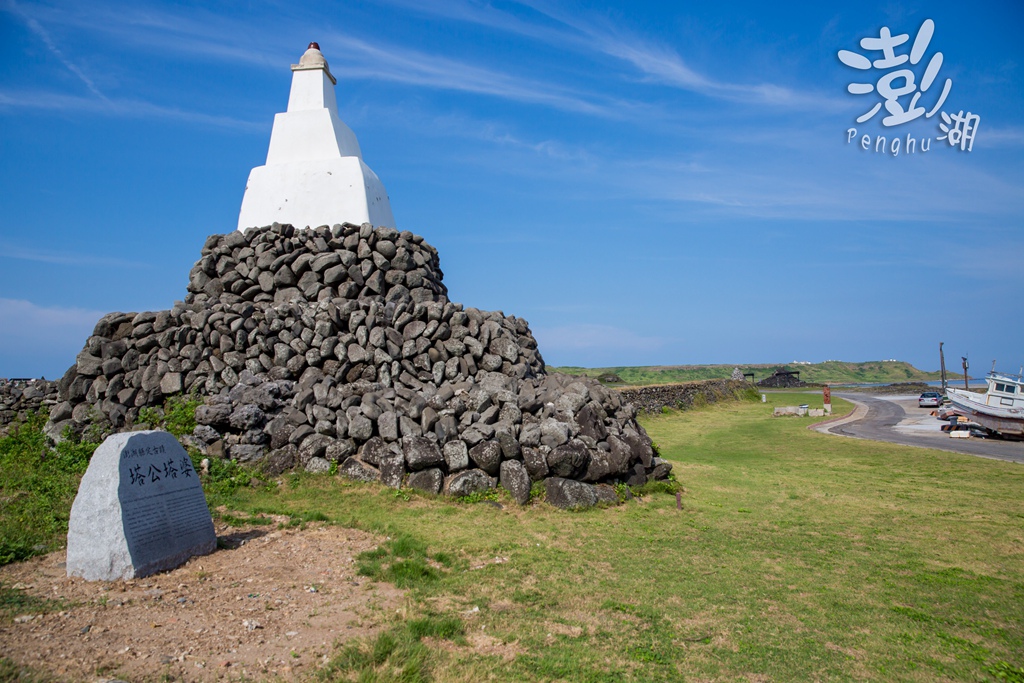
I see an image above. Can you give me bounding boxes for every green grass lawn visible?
[2,395,1022,682]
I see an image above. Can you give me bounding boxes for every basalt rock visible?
[46,223,668,504]
[0,378,58,433]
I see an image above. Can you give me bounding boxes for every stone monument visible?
[44,45,673,510]
[66,431,216,581]
[237,42,396,232]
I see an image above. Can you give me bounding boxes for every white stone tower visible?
[237,42,396,232]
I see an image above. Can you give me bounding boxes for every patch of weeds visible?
[0,657,52,682]
[389,535,428,558]
[281,510,331,529]
[218,513,248,527]
[512,588,557,609]
[0,411,97,565]
[915,566,999,588]
[528,481,545,503]
[456,488,500,504]
[685,518,710,532]
[80,412,112,444]
[986,661,1024,682]
[407,614,466,643]
[516,648,627,682]
[740,386,762,401]
[319,614,464,682]
[134,394,203,438]
[891,605,938,624]
[218,512,274,527]
[613,483,632,503]
[430,552,455,568]
[388,560,440,587]
[356,534,448,589]
[891,604,1021,680]
[303,510,330,522]
[599,600,682,673]
[630,644,670,664]
[201,455,267,502]
[134,406,162,430]
[0,583,68,622]
[631,475,682,498]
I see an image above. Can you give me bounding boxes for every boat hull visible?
[947,389,1024,436]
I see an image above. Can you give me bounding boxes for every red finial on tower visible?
[308,42,320,50]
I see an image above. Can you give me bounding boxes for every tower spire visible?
[237,43,396,232]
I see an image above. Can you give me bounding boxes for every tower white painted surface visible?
[237,44,395,231]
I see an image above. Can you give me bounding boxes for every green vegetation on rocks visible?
[134,393,203,438]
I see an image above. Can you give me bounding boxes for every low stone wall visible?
[0,379,58,431]
[619,379,752,414]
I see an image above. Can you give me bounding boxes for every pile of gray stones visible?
[45,222,670,508]
[0,378,58,431]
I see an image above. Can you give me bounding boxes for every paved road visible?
[819,393,1024,464]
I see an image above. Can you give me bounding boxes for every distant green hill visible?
[548,361,943,386]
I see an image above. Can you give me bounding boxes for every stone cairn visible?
[46,223,669,507]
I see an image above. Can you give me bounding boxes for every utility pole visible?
[961,355,969,390]
[939,342,947,394]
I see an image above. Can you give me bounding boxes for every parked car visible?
[919,391,943,408]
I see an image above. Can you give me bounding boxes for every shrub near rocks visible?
[46,223,670,508]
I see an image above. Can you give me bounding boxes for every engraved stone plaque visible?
[67,430,216,581]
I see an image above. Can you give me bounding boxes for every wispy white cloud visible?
[380,0,845,109]
[0,242,149,268]
[5,0,109,101]
[323,32,619,116]
[0,298,104,378]
[975,125,1024,148]
[0,88,265,131]
[355,104,598,163]
[7,1,290,68]
[14,2,627,117]
[1,2,270,131]
[0,298,104,331]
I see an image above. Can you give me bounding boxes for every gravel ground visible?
[0,520,405,682]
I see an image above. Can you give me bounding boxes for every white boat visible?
[946,367,1024,437]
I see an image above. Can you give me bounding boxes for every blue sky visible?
[1,0,1022,379]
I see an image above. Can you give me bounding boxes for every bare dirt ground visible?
[0,519,405,682]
